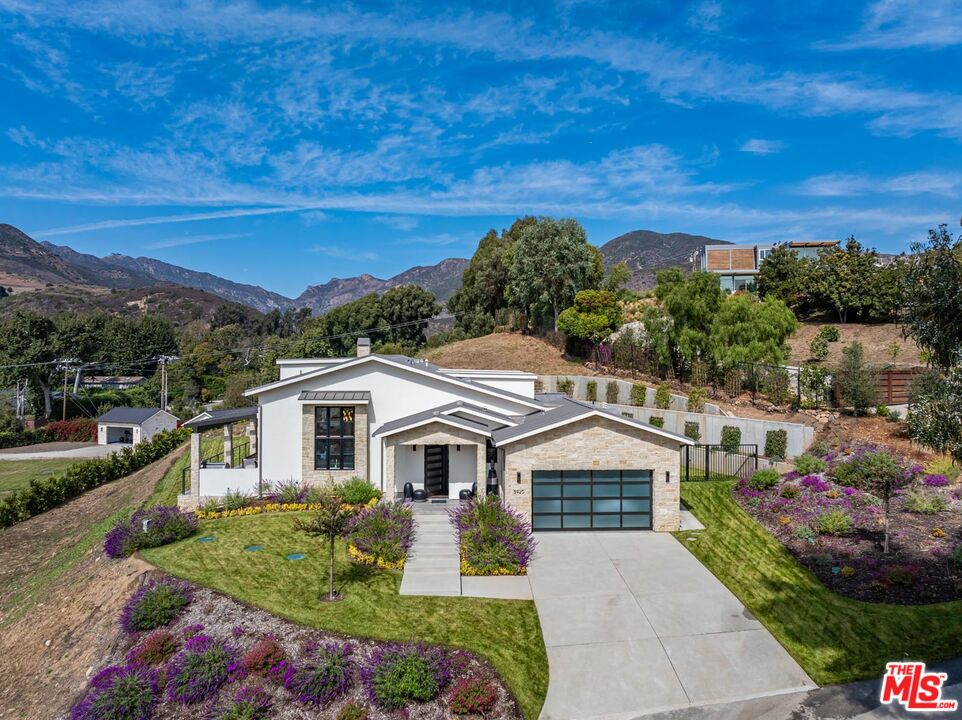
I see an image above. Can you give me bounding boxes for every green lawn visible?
[676,481,962,685]
[146,435,232,508]
[0,458,77,496]
[143,513,548,719]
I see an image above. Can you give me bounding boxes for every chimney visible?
[356,337,371,357]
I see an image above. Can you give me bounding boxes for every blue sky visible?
[1,0,960,298]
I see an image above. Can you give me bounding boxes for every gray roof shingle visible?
[97,407,164,424]
[182,406,257,429]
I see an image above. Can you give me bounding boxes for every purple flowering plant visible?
[165,634,237,704]
[346,503,415,566]
[120,578,193,633]
[104,506,198,559]
[282,642,356,706]
[449,494,536,575]
[924,474,950,487]
[70,664,159,720]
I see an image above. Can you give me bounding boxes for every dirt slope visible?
[422,333,592,375]
[0,449,183,719]
[787,322,922,367]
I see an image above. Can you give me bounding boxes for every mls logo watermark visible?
[880,662,958,712]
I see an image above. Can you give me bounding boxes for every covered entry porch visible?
[379,419,495,501]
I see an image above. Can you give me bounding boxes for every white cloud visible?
[738,138,786,155]
[689,1,722,32]
[796,170,962,197]
[148,232,249,249]
[373,215,419,231]
[820,0,962,51]
[396,232,472,246]
[309,245,379,261]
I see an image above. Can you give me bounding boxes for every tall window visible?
[315,407,355,470]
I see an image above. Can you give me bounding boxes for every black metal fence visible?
[681,444,759,482]
[180,438,253,494]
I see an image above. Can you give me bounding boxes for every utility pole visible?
[56,358,80,422]
[158,355,178,412]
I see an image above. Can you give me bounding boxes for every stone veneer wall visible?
[301,404,369,484]
[383,421,487,497]
[501,416,681,532]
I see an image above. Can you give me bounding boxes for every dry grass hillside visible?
[422,332,593,375]
[786,322,922,367]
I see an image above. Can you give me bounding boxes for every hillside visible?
[599,230,730,290]
[422,332,591,375]
[295,257,468,315]
[786,322,922,367]
[0,224,100,291]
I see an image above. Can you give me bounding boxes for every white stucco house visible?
[97,407,179,446]
[179,338,693,532]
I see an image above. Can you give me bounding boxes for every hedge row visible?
[0,428,189,528]
[0,418,98,449]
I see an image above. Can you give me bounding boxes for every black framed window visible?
[314,407,355,470]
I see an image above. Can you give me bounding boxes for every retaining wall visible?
[539,374,721,415]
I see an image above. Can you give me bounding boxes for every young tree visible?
[292,483,354,601]
[709,294,798,369]
[900,223,962,370]
[860,451,916,554]
[834,341,878,415]
[509,217,603,330]
[601,262,633,295]
[557,290,623,343]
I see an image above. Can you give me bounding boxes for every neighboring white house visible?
[97,407,179,446]
[179,338,693,532]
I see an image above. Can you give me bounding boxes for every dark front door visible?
[424,445,449,496]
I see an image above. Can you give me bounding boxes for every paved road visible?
[529,532,815,720]
[0,442,122,461]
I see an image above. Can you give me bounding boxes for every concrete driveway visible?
[0,442,121,461]
[529,532,815,720]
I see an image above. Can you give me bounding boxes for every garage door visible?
[531,469,652,530]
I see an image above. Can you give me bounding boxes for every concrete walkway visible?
[399,502,461,596]
[399,500,533,599]
[530,532,815,720]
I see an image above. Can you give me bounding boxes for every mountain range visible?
[0,223,729,321]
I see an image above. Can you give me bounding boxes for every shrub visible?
[801,474,831,492]
[748,469,780,491]
[780,484,800,499]
[888,410,902,422]
[337,476,381,505]
[362,645,450,710]
[44,418,98,442]
[70,664,159,720]
[218,686,272,720]
[794,525,816,542]
[720,426,741,453]
[273,479,304,504]
[242,635,286,676]
[127,630,179,666]
[630,383,646,406]
[586,380,597,402]
[222,488,252,511]
[818,325,840,342]
[449,677,498,715]
[875,404,890,419]
[655,383,672,410]
[121,579,193,633]
[557,377,573,396]
[835,341,878,416]
[813,509,854,535]
[828,447,917,490]
[684,422,701,441]
[347,503,415,569]
[0,428,189,529]
[841,566,856,577]
[883,565,916,588]
[808,336,829,361]
[687,386,707,413]
[649,416,665,428]
[926,458,960,482]
[283,642,355,706]
[104,506,198,559]
[904,491,948,514]
[923,474,950,487]
[449,495,536,575]
[166,635,236,704]
[794,454,827,475]
[765,430,788,461]
[336,702,368,720]
[605,381,619,404]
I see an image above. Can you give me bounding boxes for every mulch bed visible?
[734,480,962,605]
[70,576,522,720]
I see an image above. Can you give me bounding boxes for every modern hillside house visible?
[698,240,839,292]
[179,339,693,532]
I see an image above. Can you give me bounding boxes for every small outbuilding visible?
[97,407,179,446]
